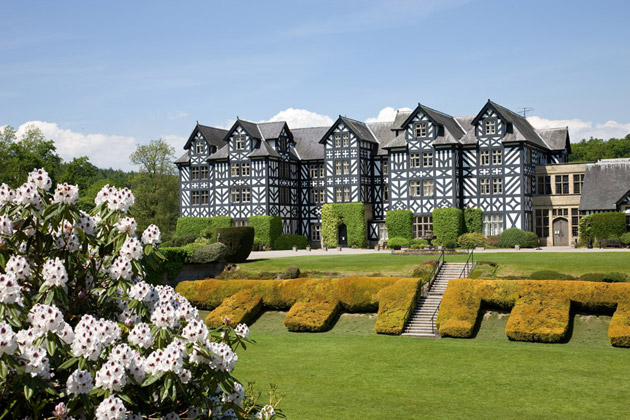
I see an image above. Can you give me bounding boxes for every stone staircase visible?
[402,262,474,338]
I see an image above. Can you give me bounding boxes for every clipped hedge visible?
[204,291,263,328]
[432,208,464,245]
[189,243,229,264]
[580,212,627,242]
[321,203,367,248]
[274,234,308,250]
[464,208,483,234]
[176,216,232,237]
[284,300,340,332]
[498,228,527,248]
[144,245,194,284]
[215,226,255,263]
[437,279,630,347]
[162,234,198,247]
[386,210,413,240]
[200,216,233,240]
[176,276,423,335]
[387,237,409,250]
[458,232,486,249]
[248,216,282,249]
[621,232,630,246]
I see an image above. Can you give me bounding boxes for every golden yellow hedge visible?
[437,279,630,347]
[204,291,263,328]
[176,277,423,334]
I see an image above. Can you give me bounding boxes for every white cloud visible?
[262,108,333,128]
[12,121,184,171]
[528,116,630,141]
[162,134,187,155]
[366,106,413,123]
[167,111,188,120]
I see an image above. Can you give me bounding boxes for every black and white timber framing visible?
[176,100,572,244]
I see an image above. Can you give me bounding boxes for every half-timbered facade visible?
[176,100,574,245]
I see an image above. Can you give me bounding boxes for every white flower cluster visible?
[0,321,17,355]
[235,323,249,339]
[27,168,52,191]
[0,273,22,304]
[71,315,120,361]
[128,322,153,349]
[42,257,69,289]
[95,185,135,212]
[256,405,276,420]
[116,217,137,235]
[78,211,97,235]
[109,257,133,281]
[95,396,126,420]
[141,224,161,245]
[0,183,14,205]
[120,237,143,260]
[53,221,80,252]
[6,255,31,280]
[53,183,79,205]
[66,368,94,396]
[15,183,42,209]
[0,214,12,236]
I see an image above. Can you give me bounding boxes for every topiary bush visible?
[603,272,628,283]
[579,273,605,282]
[621,232,630,247]
[176,216,233,237]
[464,207,483,233]
[487,235,501,247]
[469,260,498,279]
[529,270,575,280]
[386,210,413,240]
[498,227,528,248]
[190,242,229,264]
[320,203,367,248]
[248,216,282,249]
[215,226,255,263]
[432,208,464,245]
[162,233,198,247]
[198,216,233,240]
[0,169,278,418]
[387,237,410,250]
[273,234,308,250]
[458,232,486,249]
[410,238,427,246]
[252,236,263,251]
[523,231,540,248]
[279,266,301,279]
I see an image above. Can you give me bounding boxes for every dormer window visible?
[334,133,341,148]
[485,120,496,135]
[342,132,349,147]
[195,142,203,154]
[235,135,245,150]
[415,122,427,138]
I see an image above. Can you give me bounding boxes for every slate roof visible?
[248,141,281,158]
[367,121,397,155]
[292,127,328,160]
[580,159,630,211]
[392,110,412,130]
[456,116,478,145]
[340,117,378,143]
[486,100,550,149]
[538,127,571,152]
[184,124,228,150]
[174,151,189,165]
[382,132,407,150]
[206,145,229,161]
[235,119,263,140]
[257,121,288,140]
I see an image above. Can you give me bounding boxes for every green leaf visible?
[24,384,33,400]
[45,337,57,356]
[58,356,79,370]
[118,393,134,406]
[0,360,8,380]
[141,372,164,387]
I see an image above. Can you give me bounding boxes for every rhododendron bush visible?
[0,169,280,419]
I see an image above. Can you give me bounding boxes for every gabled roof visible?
[382,133,407,150]
[206,145,229,161]
[183,123,228,150]
[248,141,281,159]
[472,100,550,149]
[174,151,190,165]
[231,119,263,141]
[580,159,630,211]
[292,126,328,160]
[367,121,398,155]
[399,104,466,141]
[392,110,412,130]
[257,121,292,140]
[319,116,378,144]
[538,127,571,153]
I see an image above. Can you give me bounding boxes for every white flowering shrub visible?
[0,169,281,419]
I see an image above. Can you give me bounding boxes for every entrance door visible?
[553,218,568,246]
[337,223,348,247]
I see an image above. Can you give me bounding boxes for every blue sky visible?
[1,0,629,169]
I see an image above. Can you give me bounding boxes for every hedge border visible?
[386,210,413,240]
[321,203,367,248]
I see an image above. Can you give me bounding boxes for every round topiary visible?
[387,237,410,250]
[621,232,630,247]
[603,272,628,283]
[215,226,255,263]
[190,242,229,263]
[280,266,301,279]
[457,232,486,249]
[498,228,528,248]
[523,231,540,248]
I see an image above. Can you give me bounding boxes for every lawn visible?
[218,311,630,420]
[237,252,630,278]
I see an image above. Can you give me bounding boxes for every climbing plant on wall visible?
[321,203,367,248]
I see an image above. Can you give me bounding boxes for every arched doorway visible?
[553,218,568,246]
[337,223,348,247]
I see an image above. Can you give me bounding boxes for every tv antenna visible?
[520,107,534,118]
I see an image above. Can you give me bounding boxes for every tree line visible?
[569,134,630,162]
[0,125,179,240]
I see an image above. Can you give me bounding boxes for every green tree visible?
[129,139,179,240]
[569,134,630,162]
[60,156,98,191]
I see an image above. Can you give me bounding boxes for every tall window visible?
[334,133,341,148]
[230,163,239,177]
[535,209,550,237]
[571,208,581,238]
[233,220,248,227]
[493,178,503,194]
[410,153,421,168]
[319,164,325,178]
[383,185,389,201]
[555,175,569,194]
[241,162,250,177]
[492,149,502,165]
[415,122,427,138]
[342,132,349,147]
[200,166,209,179]
[480,178,490,195]
[410,180,421,197]
[485,120,496,135]
[191,191,200,206]
[311,224,321,242]
[379,224,388,240]
[343,160,350,175]
[573,174,584,194]
[423,152,433,167]
[241,188,251,203]
[525,176,532,195]
[423,179,434,196]
[230,189,240,203]
[195,142,203,154]
[362,185,370,202]
[343,186,350,202]
[413,216,432,239]
[335,161,342,175]
[310,165,319,178]
[382,161,389,176]
[336,187,342,202]
[200,191,209,205]
[480,150,490,166]
[310,188,325,204]
[191,167,200,180]
[537,176,551,195]
[235,135,245,150]
[483,214,503,236]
